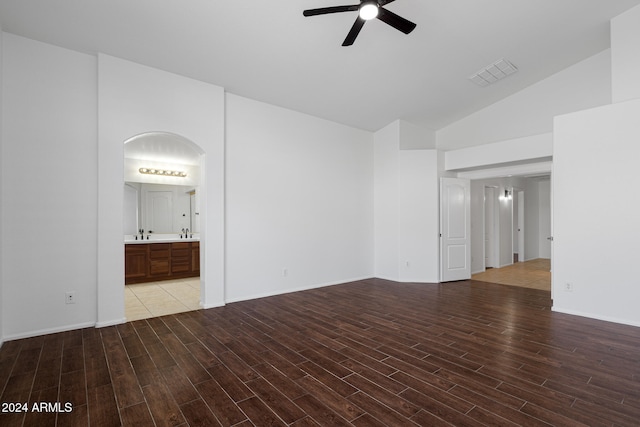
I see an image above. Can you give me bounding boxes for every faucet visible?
[181,228,185,238]
[139,228,144,240]
[185,228,191,238]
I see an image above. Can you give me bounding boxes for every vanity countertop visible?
[124,233,200,244]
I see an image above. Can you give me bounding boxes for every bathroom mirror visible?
[124,182,198,235]
[124,132,203,236]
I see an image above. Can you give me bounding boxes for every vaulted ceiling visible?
[1,0,639,132]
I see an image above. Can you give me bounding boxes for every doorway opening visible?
[472,175,552,291]
[123,132,204,320]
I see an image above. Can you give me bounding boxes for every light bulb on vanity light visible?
[139,167,187,178]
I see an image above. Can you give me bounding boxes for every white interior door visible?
[440,177,471,282]
[145,191,173,233]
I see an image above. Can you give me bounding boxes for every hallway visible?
[472,258,551,291]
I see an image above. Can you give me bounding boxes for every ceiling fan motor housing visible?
[303,0,417,46]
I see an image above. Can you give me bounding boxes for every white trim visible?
[95,317,127,328]
[2,321,97,342]
[552,307,640,329]
[201,301,225,310]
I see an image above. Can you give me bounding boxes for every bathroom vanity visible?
[125,237,200,284]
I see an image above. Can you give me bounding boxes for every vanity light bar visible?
[139,168,187,177]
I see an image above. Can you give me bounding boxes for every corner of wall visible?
[398,120,436,150]
[0,26,5,347]
[611,3,640,103]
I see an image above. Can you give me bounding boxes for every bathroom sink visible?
[124,233,200,244]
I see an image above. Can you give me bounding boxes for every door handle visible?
[547,236,553,241]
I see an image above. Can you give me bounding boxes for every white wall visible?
[399,120,436,150]
[98,55,225,323]
[0,25,4,346]
[225,94,374,302]
[374,122,400,280]
[2,34,98,339]
[374,121,440,282]
[437,50,612,150]
[611,4,640,103]
[553,99,640,326]
[537,180,551,258]
[470,181,487,274]
[398,150,439,282]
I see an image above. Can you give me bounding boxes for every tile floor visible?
[471,258,551,291]
[124,277,200,321]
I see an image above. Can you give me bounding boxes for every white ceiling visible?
[1,0,639,132]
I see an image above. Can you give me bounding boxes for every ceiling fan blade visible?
[303,5,359,17]
[377,7,417,34]
[342,17,366,46]
[378,0,397,5]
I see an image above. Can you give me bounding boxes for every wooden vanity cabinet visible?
[125,241,200,284]
[125,245,148,281]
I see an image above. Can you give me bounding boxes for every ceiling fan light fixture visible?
[359,2,379,20]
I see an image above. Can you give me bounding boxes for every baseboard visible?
[95,317,127,328]
[3,321,97,342]
[202,301,225,310]
[225,276,373,304]
[552,307,640,328]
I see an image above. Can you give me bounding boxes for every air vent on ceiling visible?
[469,59,518,87]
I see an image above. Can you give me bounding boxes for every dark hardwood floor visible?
[2,278,640,426]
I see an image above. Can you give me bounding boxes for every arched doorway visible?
[123,132,205,320]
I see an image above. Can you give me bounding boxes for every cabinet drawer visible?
[172,258,191,273]
[172,248,190,258]
[150,259,170,275]
[172,242,191,250]
[150,244,171,258]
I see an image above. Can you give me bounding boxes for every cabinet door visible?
[191,243,200,273]
[125,245,148,281]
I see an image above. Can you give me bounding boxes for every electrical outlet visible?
[564,283,573,292]
[65,292,76,304]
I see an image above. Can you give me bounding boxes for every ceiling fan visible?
[303,0,417,46]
